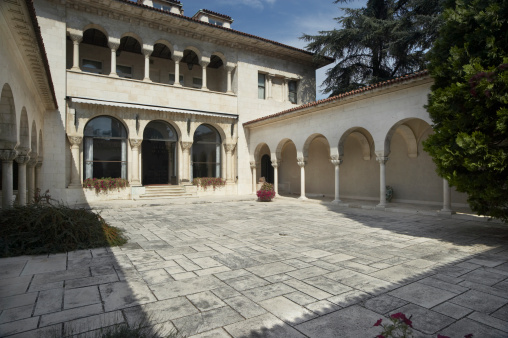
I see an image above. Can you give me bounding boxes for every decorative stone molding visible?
[130,139,143,149]
[15,155,31,165]
[67,135,82,146]
[297,158,306,167]
[172,55,183,62]
[142,48,153,57]
[199,61,210,68]
[28,152,38,167]
[376,156,389,164]
[330,155,343,166]
[271,159,281,168]
[69,32,83,43]
[36,161,43,169]
[16,147,30,156]
[250,161,257,169]
[181,141,193,151]
[224,143,236,153]
[0,149,18,162]
[108,39,121,51]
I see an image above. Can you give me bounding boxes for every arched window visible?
[142,121,178,185]
[192,124,221,179]
[84,116,127,179]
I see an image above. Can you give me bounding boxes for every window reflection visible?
[192,124,221,179]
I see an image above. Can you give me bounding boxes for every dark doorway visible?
[261,154,274,184]
[142,121,177,185]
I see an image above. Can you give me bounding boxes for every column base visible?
[226,91,234,95]
[438,209,456,216]
[109,73,119,77]
[298,196,308,200]
[70,67,81,72]
[376,204,386,210]
[143,78,152,82]
[68,183,82,189]
[201,88,209,91]
[130,181,142,187]
[332,199,348,206]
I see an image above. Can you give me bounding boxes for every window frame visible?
[258,73,266,99]
[169,73,184,86]
[288,80,298,104]
[116,64,133,79]
[81,58,103,75]
[192,77,203,89]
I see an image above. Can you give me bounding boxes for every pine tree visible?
[302,0,442,96]
[424,0,508,222]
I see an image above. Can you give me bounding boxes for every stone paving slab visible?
[1,199,508,337]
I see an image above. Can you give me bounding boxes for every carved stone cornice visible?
[181,141,193,151]
[130,139,143,149]
[0,150,18,162]
[376,156,389,164]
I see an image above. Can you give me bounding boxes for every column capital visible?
[69,32,83,43]
[224,143,236,153]
[297,158,306,167]
[130,138,143,149]
[67,135,83,146]
[250,161,257,169]
[142,47,153,57]
[267,73,275,79]
[0,149,18,162]
[200,60,210,68]
[108,40,121,51]
[181,141,193,151]
[271,159,281,168]
[15,155,30,165]
[225,63,236,72]
[376,156,389,164]
[28,152,38,167]
[172,55,183,63]
[330,159,343,166]
[35,161,43,169]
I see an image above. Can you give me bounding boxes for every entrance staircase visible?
[137,185,196,200]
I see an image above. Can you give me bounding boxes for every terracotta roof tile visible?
[243,70,430,126]
[200,9,232,21]
[115,0,333,62]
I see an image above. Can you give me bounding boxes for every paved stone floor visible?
[1,199,508,337]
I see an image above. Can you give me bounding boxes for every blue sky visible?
[182,0,367,100]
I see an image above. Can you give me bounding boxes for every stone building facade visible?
[0,0,466,210]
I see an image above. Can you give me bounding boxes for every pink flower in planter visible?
[374,319,383,327]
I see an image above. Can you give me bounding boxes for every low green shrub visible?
[192,177,226,190]
[0,190,127,257]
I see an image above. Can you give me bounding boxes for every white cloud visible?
[215,0,269,9]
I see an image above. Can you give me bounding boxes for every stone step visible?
[136,194,197,200]
[138,193,195,198]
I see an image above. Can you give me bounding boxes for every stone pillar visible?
[225,143,236,183]
[0,149,18,209]
[297,158,307,200]
[15,153,30,206]
[130,139,142,186]
[440,178,455,215]
[70,33,83,71]
[173,55,182,87]
[108,41,120,77]
[68,135,82,188]
[27,155,37,203]
[226,65,235,94]
[330,156,343,203]
[180,141,192,182]
[250,161,257,194]
[142,48,152,82]
[376,156,389,208]
[165,142,173,183]
[200,61,210,91]
[267,74,274,99]
[271,159,280,196]
[35,160,43,193]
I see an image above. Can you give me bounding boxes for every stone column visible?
[130,139,142,186]
[70,33,83,71]
[225,143,236,183]
[200,61,210,91]
[142,48,152,82]
[376,156,389,208]
[15,153,30,206]
[27,155,37,203]
[330,156,343,204]
[440,178,455,215]
[68,136,82,188]
[108,41,120,77]
[271,159,280,196]
[267,74,274,99]
[180,141,192,182]
[173,55,182,87]
[35,160,43,193]
[226,65,235,94]
[250,161,257,194]
[0,149,18,209]
[297,158,307,200]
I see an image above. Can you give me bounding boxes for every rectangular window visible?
[153,2,172,11]
[82,59,102,74]
[193,77,203,88]
[258,73,266,99]
[288,80,297,104]
[116,65,132,79]
[169,74,184,86]
[209,18,224,26]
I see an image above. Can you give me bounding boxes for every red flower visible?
[376,335,385,338]
[464,335,473,338]
[390,313,413,328]
[437,335,450,338]
[374,319,383,327]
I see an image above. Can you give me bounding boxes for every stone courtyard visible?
[1,199,508,337]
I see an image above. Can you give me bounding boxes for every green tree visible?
[424,0,508,222]
[302,0,442,96]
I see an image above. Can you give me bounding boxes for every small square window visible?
[117,65,132,79]
[258,73,266,99]
[169,74,184,86]
[193,77,203,88]
[288,80,297,104]
[82,59,102,74]
[209,18,224,26]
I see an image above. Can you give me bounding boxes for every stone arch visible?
[254,142,270,163]
[30,120,37,155]
[152,39,174,58]
[193,122,227,144]
[82,24,109,39]
[338,127,374,160]
[384,118,428,158]
[121,32,143,46]
[210,52,226,67]
[81,113,131,138]
[277,138,299,195]
[19,108,30,151]
[0,83,17,148]
[184,46,202,61]
[275,138,295,161]
[303,133,330,158]
[139,118,182,141]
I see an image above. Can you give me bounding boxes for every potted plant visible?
[257,182,275,202]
